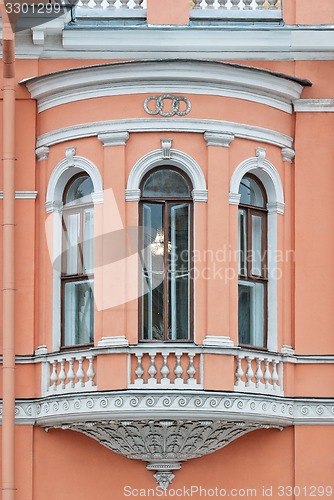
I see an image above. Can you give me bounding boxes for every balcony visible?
[72,0,282,24]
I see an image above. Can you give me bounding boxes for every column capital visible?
[204,131,234,148]
[98,131,130,147]
[36,146,50,162]
[281,147,295,163]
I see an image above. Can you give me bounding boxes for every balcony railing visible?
[128,347,203,389]
[73,0,281,21]
[41,345,285,397]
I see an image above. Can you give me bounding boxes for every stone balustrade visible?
[42,353,96,396]
[234,352,284,395]
[129,347,203,389]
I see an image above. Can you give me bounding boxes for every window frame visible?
[60,173,94,349]
[238,173,268,350]
[139,166,194,342]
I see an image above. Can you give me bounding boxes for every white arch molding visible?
[126,148,208,202]
[45,155,104,213]
[46,153,103,351]
[229,151,285,352]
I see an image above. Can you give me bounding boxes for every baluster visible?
[268,0,277,8]
[192,0,203,7]
[50,360,58,391]
[119,0,129,7]
[230,0,240,9]
[80,0,91,7]
[87,356,96,387]
[94,0,104,7]
[132,0,142,8]
[217,0,228,8]
[271,360,279,390]
[174,353,184,385]
[76,357,85,388]
[106,0,117,8]
[205,0,215,8]
[245,356,254,387]
[235,356,244,387]
[263,358,271,390]
[68,357,75,389]
[134,354,144,382]
[254,0,265,9]
[161,354,170,380]
[243,0,252,9]
[255,358,263,388]
[187,354,197,384]
[148,354,157,379]
[59,359,67,389]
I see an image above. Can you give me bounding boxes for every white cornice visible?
[7,392,334,427]
[0,191,38,199]
[293,98,334,112]
[22,60,307,114]
[97,131,130,146]
[204,131,235,147]
[36,118,293,150]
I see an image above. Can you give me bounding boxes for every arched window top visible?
[141,168,192,198]
[64,174,94,205]
[239,174,266,208]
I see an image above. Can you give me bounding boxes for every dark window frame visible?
[139,166,194,342]
[61,173,94,349]
[238,173,268,350]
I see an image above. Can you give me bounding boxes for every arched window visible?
[61,173,94,346]
[238,174,268,348]
[139,167,193,341]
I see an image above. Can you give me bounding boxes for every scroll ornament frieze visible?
[144,94,192,117]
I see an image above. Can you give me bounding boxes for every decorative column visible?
[203,132,235,348]
[35,146,50,354]
[96,132,130,349]
[281,147,295,353]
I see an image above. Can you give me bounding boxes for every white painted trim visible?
[97,131,130,146]
[203,336,235,347]
[126,148,207,202]
[36,118,293,150]
[281,147,295,164]
[190,8,282,20]
[46,154,103,351]
[293,98,334,112]
[97,336,129,347]
[23,60,306,114]
[204,131,235,148]
[46,155,103,212]
[36,146,50,162]
[230,152,285,352]
[0,191,38,199]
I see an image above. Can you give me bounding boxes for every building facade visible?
[1,0,334,498]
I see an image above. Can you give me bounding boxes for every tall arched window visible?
[238,174,267,348]
[139,167,193,342]
[61,174,94,346]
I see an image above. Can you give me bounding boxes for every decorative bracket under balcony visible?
[47,418,283,489]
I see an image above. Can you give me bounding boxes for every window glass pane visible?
[66,175,93,205]
[169,203,190,272]
[83,208,94,275]
[238,281,264,348]
[238,209,247,276]
[239,176,265,207]
[251,215,263,276]
[142,278,164,340]
[168,272,190,340]
[65,213,80,275]
[142,169,190,198]
[142,204,164,340]
[64,280,94,345]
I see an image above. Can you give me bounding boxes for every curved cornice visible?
[36,118,293,150]
[22,60,309,114]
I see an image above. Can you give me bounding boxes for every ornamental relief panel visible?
[144,94,192,117]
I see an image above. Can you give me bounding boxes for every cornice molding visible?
[23,60,307,114]
[7,391,334,427]
[293,98,334,112]
[36,118,293,150]
[0,191,38,200]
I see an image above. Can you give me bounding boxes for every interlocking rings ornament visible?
[144,94,191,117]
